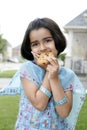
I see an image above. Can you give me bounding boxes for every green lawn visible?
[0,70,17,78]
[75,95,87,130]
[0,95,20,130]
[0,95,87,130]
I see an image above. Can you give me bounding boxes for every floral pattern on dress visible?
[0,61,86,130]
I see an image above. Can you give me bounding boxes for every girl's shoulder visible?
[58,67,77,90]
[59,66,75,78]
[20,60,44,71]
[20,60,34,68]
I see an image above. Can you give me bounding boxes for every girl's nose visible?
[40,43,46,51]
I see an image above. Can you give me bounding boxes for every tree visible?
[0,34,8,61]
[58,53,67,66]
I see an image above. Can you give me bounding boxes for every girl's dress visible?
[0,61,86,130]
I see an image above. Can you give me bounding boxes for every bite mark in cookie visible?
[37,52,55,68]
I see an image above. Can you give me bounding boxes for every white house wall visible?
[66,30,74,57]
[72,32,87,59]
[7,46,12,58]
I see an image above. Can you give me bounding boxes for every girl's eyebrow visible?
[30,40,38,44]
[43,36,53,40]
[30,36,53,44]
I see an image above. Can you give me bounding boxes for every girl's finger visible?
[45,57,58,65]
[31,51,40,59]
[51,57,58,63]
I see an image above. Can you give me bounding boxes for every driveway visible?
[0,78,11,88]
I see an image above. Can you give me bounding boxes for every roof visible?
[64,9,87,29]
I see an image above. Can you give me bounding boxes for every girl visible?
[0,18,85,130]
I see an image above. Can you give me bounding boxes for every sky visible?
[0,0,87,47]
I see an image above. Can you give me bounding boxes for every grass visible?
[0,95,20,130]
[75,95,87,130]
[0,70,17,78]
[0,95,87,130]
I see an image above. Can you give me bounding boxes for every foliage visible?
[0,34,8,61]
[58,53,67,61]
[58,53,67,66]
[0,34,7,52]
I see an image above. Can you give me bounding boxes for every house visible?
[6,42,12,58]
[12,45,21,57]
[1,42,12,61]
[64,9,87,74]
[64,9,87,60]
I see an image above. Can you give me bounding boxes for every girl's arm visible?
[21,71,51,111]
[49,77,72,119]
[46,57,72,118]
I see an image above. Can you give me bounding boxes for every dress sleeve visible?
[0,61,40,96]
[58,68,86,129]
[20,62,39,87]
[63,73,86,129]
[0,71,21,95]
[59,67,85,92]
[64,71,86,93]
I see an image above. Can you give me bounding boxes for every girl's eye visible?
[45,38,53,43]
[31,42,39,47]
[46,39,50,42]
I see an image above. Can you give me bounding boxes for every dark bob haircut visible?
[21,17,67,60]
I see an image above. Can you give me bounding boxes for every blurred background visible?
[0,0,87,90]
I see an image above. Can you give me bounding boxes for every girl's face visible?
[30,28,58,60]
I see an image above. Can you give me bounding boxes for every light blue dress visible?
[0,61,86,130]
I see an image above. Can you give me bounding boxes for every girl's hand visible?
[46,57,59,79]
[31,51,40,60]
[31,51,49,69]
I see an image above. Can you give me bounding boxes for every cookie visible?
[37,52,55,68]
